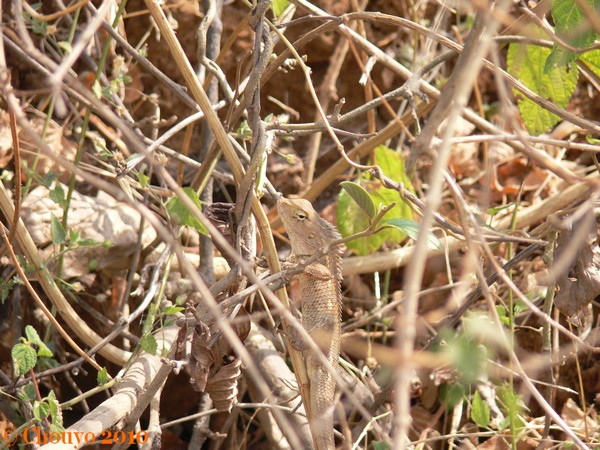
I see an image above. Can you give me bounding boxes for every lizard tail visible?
[308,359,336,450]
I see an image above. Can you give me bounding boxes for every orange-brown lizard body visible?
[277,197,342,450]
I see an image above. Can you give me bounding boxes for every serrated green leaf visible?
[140,334,157,355]
[546,0,600,71]
[340,181,376,219]
[24,326,52,357]
[544,0,600,73]
[166,187,208,235]
[24,325,40,344]
[580,49,600,78]
[46,391,63,427]
[12,343,37,376]
[97,367,109,386]
[471,390,491,428]
[50,214,66,245]
[507,31,579,134]
[384,218,442,250]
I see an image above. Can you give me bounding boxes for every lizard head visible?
[277,197,341,255]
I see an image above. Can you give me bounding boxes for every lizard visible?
[277,197,343,450]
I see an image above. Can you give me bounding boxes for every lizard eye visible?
[294,210,308,220]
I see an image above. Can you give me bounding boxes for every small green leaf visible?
[140,334,157,355]
[77,238,99,247]
[138,165,150,188]
[166,187,208,235]
[46,391,63,427]
[50,214,66,245]
[12,343,37,376]
[25,326,53,357]
[33,400,50,421]
[271,0,290,16]
[20,382,37,401]
[384,218,442,250]
[487,203,515,216]
[92,79,102,99]
[372,442,391,450]
[163,306,185,315]
[496,305,510,326]
[57,41,72,54]
[471,390,491,428]
[498,384,528,431]
[24,325,40,343]
[586,134,600,145]
[49,183,66,208]
[97,367,109,386]
[340,181,376,219]
[235,120,252,140]
[69,229,81,245]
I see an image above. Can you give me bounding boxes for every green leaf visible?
[496,305,510,326]
[91,79,102,99]
[166,187,208,235]
[12,343,37,376]
[33,400,50,422]
[337,146,414,256]
[507,28,579,135]
[24,325,40,344]
[545,0,600,70]
[45,391,63,427]
[235,120,252,140]
[50,214,66,245]
[271,0,290,17]
[49,183,66,208]
[340,181,376,219]
[57,41,72,54]
[97,367,109,386]
[471,390,491,428]
[140,334,157,355]
[580,49,600,78]
[372,442,391,450]
[69,229,81,246]
[24,326,52,357]
[20,382,37,401]
[163,306,185,315]
[138,165,150,189]
[440,382,465,409]
[587,134,600,145]
[498,384,528,430]
[384,218,442,250]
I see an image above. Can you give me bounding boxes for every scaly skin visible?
[277,197,342,450]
